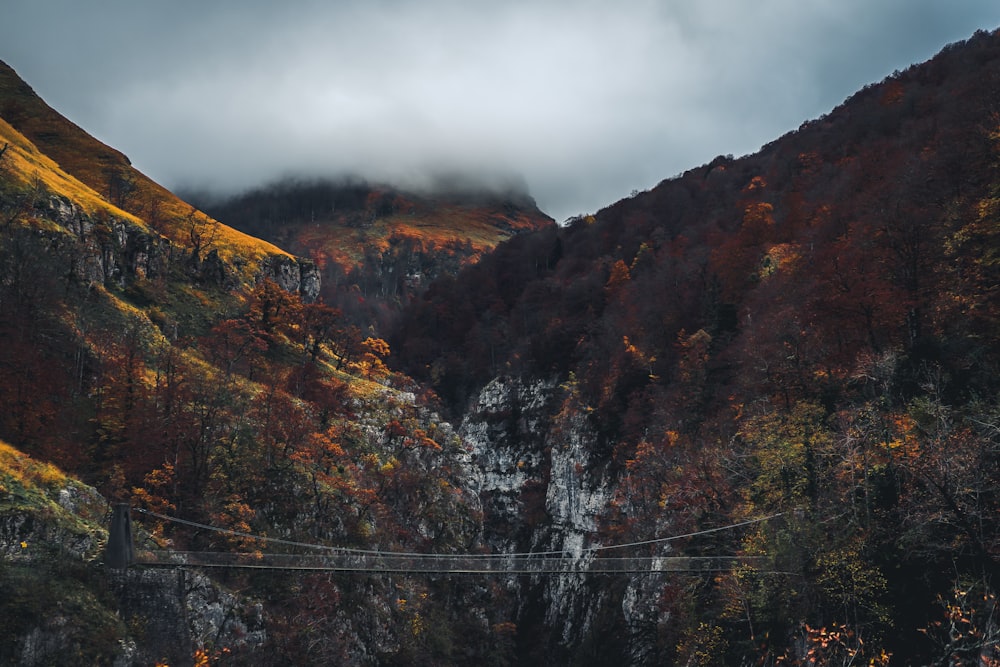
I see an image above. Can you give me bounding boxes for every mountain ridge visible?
[0,59,298,275]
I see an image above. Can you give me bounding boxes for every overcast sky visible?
[4,1,1000,221]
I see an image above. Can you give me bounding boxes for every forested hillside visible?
[392,27,1000,663]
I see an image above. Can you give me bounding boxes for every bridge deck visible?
[135,550,744,574]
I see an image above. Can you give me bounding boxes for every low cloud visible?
[5,0,1000,220]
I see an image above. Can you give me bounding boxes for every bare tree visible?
[184,205,219,262]
[104,163,139,211]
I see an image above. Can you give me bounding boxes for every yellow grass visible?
[0,119,144,223]
[0,117,291,274]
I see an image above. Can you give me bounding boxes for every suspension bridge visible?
[106,504,783,575]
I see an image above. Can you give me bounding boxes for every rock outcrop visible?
[259,253,320,302]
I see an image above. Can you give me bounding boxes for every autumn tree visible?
[202,317,268,379]
[299,301,342,362]
[247,277,303,345]
[351,336,391,380]
[604,258,631,296]
[895,393,1000,583]
[919,584,1000,665]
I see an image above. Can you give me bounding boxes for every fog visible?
[5,0,1000,220]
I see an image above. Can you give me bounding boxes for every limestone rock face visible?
[40,195,167,287]
[455,374,678,664]
[458,376,641,662]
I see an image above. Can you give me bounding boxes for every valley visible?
[2,26,1000,666]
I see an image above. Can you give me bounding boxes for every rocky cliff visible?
[31,192,319,299]
[459,376,671,665]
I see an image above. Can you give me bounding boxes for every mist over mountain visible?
[7,1,999,223]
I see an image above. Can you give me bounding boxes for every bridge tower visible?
[105,503,135,569]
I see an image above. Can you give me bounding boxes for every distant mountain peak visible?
[187,175,554,331]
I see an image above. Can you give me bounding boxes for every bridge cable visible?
[134,507,785,559]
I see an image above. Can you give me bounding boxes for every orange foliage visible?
[775,623,890,666]
[743,175,767,193]
[605,259,631,295]
[742,201,775,240]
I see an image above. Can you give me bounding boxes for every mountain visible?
[391,27,1000,663]
[187,177,554,333]
[3,26,1000,666]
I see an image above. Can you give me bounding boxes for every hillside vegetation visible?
[0,61,291,272]
[393,27,1000,663]
[0,435,119,664]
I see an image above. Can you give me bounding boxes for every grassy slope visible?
[0,439,106,551]
[0,117,142,223]
[0,60,290,271]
